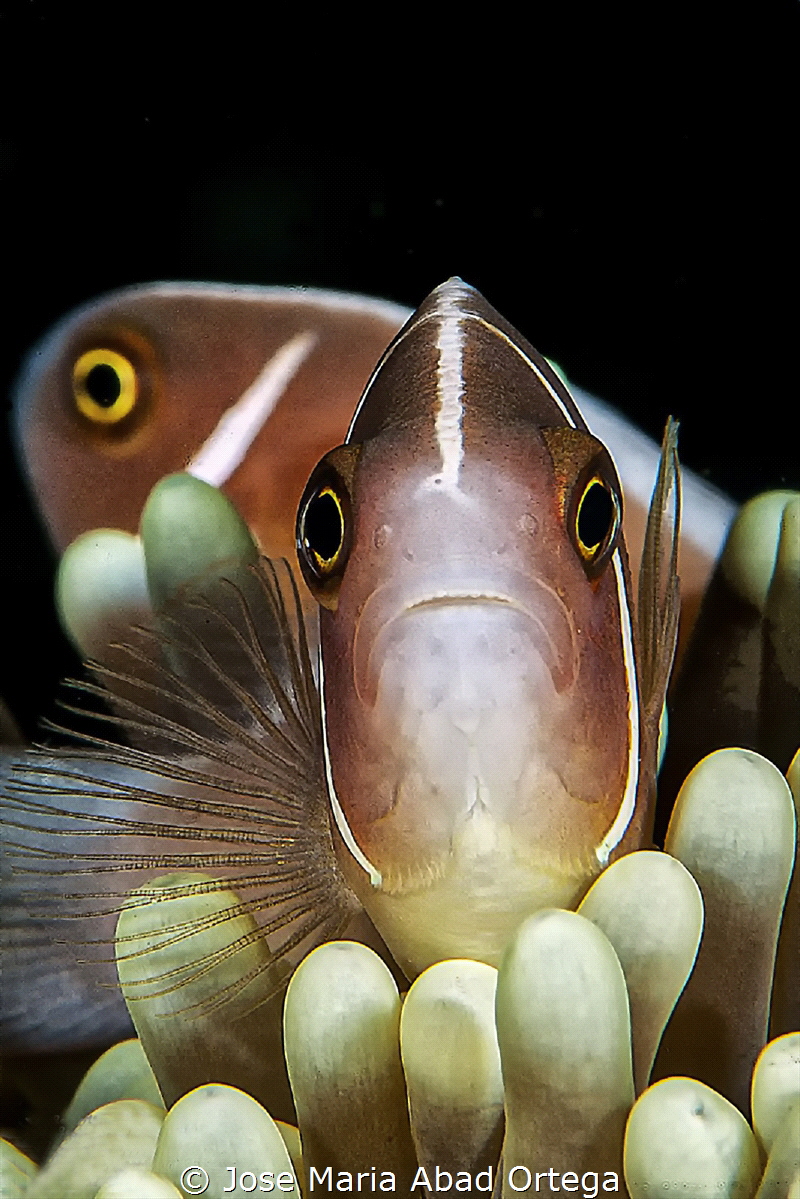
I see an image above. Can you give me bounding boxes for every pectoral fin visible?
[1,559,353,1053]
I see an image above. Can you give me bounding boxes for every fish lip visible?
[403,590,521,612]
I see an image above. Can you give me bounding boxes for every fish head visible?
[13,283,406,561]
[296,279,641,975]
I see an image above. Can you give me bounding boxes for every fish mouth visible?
[352,579,579,708]
[405,590,523,612]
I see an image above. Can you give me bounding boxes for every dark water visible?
[2,7,797,738]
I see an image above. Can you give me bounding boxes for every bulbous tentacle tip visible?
[721,490,799,613]
[400,959,502,1173]
[283,940,417,1189]
[654,748,796,1110]
[56,528,152,660]
[115,872,295,1119]
[496,908,633,1184]
[578,849,703,1094]
[624,1076,762,1197]
[22,1099,165,1199]
[139,472,260,612]
[152,1084,298,1199]
[751,1032,800,1159]
[61,1037,165,1139]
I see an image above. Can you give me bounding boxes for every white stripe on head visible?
[429,284,468,490]
[187,330,317,487]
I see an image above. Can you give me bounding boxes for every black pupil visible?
[305,491,343,562]
[85,363,122,407]
[578,482,614,551]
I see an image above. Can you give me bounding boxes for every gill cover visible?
[300,278,677,976]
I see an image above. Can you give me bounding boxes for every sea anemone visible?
[4,743,797,1197]
[2,482,798,1199]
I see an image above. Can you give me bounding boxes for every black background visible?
[1,3,797,736]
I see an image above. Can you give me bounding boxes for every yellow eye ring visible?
[575,475,619,560]
[72,348,138,424]
[301,484,346,574]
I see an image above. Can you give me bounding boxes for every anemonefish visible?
[2,280,685,1051]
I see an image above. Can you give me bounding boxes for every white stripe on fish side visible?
[188,330,317,487]
[319,649,383,888]
[594,550,641,863]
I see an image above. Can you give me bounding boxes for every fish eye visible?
[296,469,353,606]
[574,475,620,566]
[302,485,346,571]
[72,348,138,424]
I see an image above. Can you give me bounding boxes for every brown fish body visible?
[298,281,650,975]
